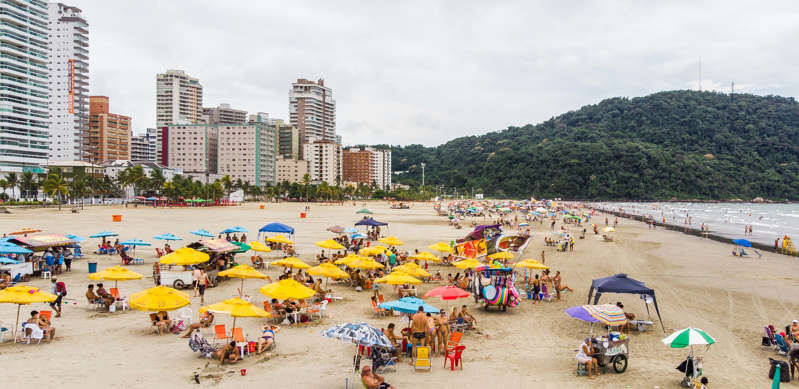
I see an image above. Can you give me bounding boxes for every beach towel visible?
[23,323,44,342]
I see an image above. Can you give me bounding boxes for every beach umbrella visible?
[88,265,143,291]
[9,228,41,235]
[423,286,470,301]
[732,239,752,248]
[0,242,32,255]
[129,286,190,311]
[603,227,616,233]
[220,226,248,234]
[662,327,716,349]
[0,257,19,264]
[378,236,404,246]
[452,258,481,269]
[153,233,182,241]
[379,296,438,314]
[375,271,421,285]
[231,241,251,253]
[190,229,215,238]
[519,222,530,227]
[351,233,367,239]
[65,234,86,243]
[488,251,515,260]
[326,225,345,234]
[356,208,373,215]
[218,264,270,296]
[159,247,210,266]
[119,239,151,256]
[259,279,316,300]
[315,239,345,250]
[271,256,311,269]
[565,304,628,327]
[428,241,453,253]
[392,263,429,278]
[248,241,271,253]
[266,235,293,245]
[90,231,118,239]
[323,322,393,348]
[348,258,384,270]
[409,251,441,263]
[308,263,350,288]
[514,259,550,270]
[200,297,270,329]
[0,285,57,341]
[344,227,358,234]
[334,254,363,265]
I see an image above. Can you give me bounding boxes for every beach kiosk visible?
[5,234,76,277]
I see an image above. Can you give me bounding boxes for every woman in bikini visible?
[257,324,280,353]
[436,309,450,356]
[425,313,436,354]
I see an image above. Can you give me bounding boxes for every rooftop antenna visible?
[698,57,702,92]
[731,81,734,94]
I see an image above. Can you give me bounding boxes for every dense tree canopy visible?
[390,90,799,200]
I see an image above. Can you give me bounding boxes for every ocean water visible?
[589,202,799,246]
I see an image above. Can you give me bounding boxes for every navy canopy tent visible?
[587,273,665,331]
[355,218,387,227]
[259,222,294,235]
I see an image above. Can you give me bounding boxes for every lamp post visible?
[420,162,426,195]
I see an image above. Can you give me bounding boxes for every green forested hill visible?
[389,90,799,200]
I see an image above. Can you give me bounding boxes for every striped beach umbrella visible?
[662,327,716,349]
[323,322,393,349]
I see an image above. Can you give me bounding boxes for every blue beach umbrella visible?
[732,239,752,248]
[120,239,151,255]
[0,256,20,264]
[0,242,32,255]
[220,226,248,234]
[344,227,358,234]
[90,231,118,239]
[153,233,182,241]
[65,234,86,243]
[190,229,215,238]
[379,296,439,314]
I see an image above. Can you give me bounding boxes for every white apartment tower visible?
[289,78,336,145]
[156,70,203,127]
[303,140,341,186]
[47,2,89,162]
[0,0,50,174]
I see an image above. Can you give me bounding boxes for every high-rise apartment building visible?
[130,132,156,162]
[342,147,392,189]
[164,124,217,175]
[303,140,341,185]
[0,0,50,174]
[289,78,336,144]
[203,103,246,125]
[47,2,89,161]
[275,120,300,160]
[275,156,307,184]
[156,70,203,127]
[216,124,276,187]
[146,127,162,163]
[88,96,130,162]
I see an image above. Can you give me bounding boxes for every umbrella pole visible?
[13,304,20,343]
[232,317,237,330]
[240,279,244,297]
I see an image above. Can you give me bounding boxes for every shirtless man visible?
[361,366,395,389]
[552,271,574,301]
[95,283,115,311]
[215,340,239,364]
[458,305,476,327]
[410,306,427,363]
[791,320,799,342]
[436,309,450,356]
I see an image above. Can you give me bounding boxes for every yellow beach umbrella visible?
[514,259,550,270]
[409,251,440,262]
[218,264,271,296]
[266,235,293,245]
[348,258,384,270]
[129,286,190,312]
[334,254,363,265]
[271,256,311,269]
[199,297,270,328]
[259,279,316,300]
[359,245,388,256]
[315,239,345,250]
[603,227,615,233]
[453,258,481,269]
[488,251,515,260]
[88,265,144,290]
[159,247,210,266]
[392,263,430,278]
[0,285,57,341]
[428,241,452,253]
[248,241,271,253]
[307,263,350,279]
[376,271,422,285]
[378,236,404,246]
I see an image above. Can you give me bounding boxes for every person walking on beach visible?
[192,266,201,297]
[410,306,427,363]
[540,250,545,264]
[198,269,209,304]
[152,261,161,286]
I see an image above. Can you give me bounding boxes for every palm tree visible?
[148,168,165,196]
[43,170,69,211]
[69,171,89,209]
[20,172,35,201]
[0,178,7,199]
[221,175,233,199]
[117,165,145,197]
[5,172,17,200]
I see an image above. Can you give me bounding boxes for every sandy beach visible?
[1,201,797,388]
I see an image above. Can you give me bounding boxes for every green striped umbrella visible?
[662,327,716,349]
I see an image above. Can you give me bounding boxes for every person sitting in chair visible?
[154,311,172,335]
[457,305,476,327]
[576,337,600,379]
[181,311,214,338]
[95,283,116,311]
[361,366,395,389]
[257,324,280,353]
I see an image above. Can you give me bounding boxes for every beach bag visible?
[108,303,116,313]
[768,358,790,382]
[482,285,498,301]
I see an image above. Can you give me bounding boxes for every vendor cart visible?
[591,335,628,374]
[160,268,219,289]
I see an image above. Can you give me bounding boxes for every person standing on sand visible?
[436,309,450,356]
[198,269,209,304]
[410,306,427,363]
[152,261,161,286]
[192,266,201,297]
[775,237,780,253]
[540,250,545,264]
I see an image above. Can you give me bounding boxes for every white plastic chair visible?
[40,269,51,279]
[176,307,193,325]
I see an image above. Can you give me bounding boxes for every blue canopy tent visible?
[258,223,294,235]
[355,218,388,227]
[0,242,32,255]
[732,239,752,248]
[587,273,664,331]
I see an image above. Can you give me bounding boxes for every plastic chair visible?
[444,345,465,370]
[40,269,51,279]
[232,327,249,358]
[155,248,165,257]
[39,310,52,321]
[213,324,228,344]
[414,346,432,371]
[446,331,463,351]
[371,299,388,316]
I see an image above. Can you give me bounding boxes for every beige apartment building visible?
[164,124,217,174]
[289,78,336,144]
[303,140,341,185]
[156,70,203,127]
[216,124,277,187]
[276,156,308,184]
[203,103,247,125]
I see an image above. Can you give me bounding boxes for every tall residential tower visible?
[47,2,89,161]
[0,0,50,174]
[289,78,336,145]
[156,69,203,127]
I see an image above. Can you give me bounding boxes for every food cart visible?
[565,304,630,374]
[159,239,238,289]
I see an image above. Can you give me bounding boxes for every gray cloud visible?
[72,0,799,146]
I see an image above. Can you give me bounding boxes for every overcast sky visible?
[72,0,798,146]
